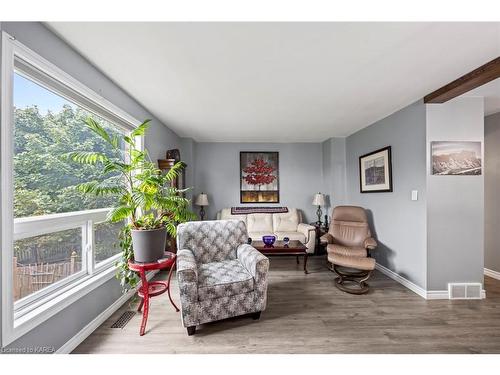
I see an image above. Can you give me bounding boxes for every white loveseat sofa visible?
[216,208,316,253]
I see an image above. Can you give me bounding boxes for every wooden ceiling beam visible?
[424,56,500,103]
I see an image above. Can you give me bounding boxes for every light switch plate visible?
[411,190,418,201]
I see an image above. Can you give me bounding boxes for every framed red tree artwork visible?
[240,151,279,203]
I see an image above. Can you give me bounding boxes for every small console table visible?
[128,252,179,336]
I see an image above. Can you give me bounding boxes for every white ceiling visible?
[461,78,500,116]
[46,22,500,142]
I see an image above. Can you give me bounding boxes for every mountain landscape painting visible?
[431,141,482,175]
[359,146,392,193]
[364,156,386,185]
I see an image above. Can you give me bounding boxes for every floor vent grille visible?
[448,283,482,299]
[111,311,135,328]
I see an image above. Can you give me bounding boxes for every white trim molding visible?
[375,264,486,300]
[426,289,486,300]
[56,271,157,354]
[375,263,427,299]
[484,267,500,281]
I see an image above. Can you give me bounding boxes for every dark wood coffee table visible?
[251,240,309,274]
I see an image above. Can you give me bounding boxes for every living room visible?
[1,1,500,373]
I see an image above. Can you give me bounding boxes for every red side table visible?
[128,252,179,336]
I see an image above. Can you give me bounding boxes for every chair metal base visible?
[330,263,372,295]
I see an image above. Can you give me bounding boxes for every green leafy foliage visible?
[69,117,196,291]
[13,105,124,268]
[14,105,123,218]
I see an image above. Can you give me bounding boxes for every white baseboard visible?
[484,267,500,281]
[375,263,427,299]
[425,290,449,300]
[426,289,486,299]
[376,264,486,300]
[56,271,157,354]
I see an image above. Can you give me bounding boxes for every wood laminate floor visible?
[73,256,500,354]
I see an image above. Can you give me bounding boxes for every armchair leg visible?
[251,311,261,320]
[186,326,196,336]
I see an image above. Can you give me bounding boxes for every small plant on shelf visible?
[67,118,195,291]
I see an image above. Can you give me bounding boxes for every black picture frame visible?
[359,146,393,193]
[240,151,280,203]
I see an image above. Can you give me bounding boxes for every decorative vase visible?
[131,227,167,263]
[283,236,290,245]
[262,235,276,246]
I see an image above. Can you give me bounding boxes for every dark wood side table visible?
[252,240,309,274]
[128,252,179,336]
[310,223,327,255]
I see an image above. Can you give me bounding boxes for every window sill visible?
[9,265,119,346]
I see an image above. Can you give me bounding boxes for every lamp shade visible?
[195,193,209,206]
[312,193,325,206]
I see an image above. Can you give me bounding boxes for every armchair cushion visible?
[327,244,367,258]
[197,259,254,301]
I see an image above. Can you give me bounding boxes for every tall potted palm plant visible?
[67,117,195,290]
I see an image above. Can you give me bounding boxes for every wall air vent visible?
[448,283,482,299]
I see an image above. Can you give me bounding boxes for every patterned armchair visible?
[176,220,270,335]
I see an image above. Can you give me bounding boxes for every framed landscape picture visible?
[240,151,279,203]
[431,141,482,175]
[359,146,393,193]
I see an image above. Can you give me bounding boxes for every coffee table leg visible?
[304,253,309,274]
[137,298,144,312]
[167,262,180,312]
[296,256,299,265]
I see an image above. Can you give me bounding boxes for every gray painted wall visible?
[485,112,500,273]
[322,137,347,216]
[192,142,324,223]
[426,97,484,291]
[345,100,428,289]
[0,22,180,350]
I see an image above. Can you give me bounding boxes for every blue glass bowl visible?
[262,235,276,246]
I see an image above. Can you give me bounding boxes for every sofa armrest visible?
[176,249,198,302]
[177,249,198,282]
[364,237,378,250]
[297,223,315,242]
[321,233,334,244]
[176,249,199,327]
[237,243,269,311]
[237,244,269,280]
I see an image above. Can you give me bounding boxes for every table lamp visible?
[195,192,209,221]
[312,192,325,225]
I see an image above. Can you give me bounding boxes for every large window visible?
[12,71,125,305]
[13,72,124,218]
[1,32,141,345]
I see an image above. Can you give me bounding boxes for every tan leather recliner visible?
[320,206,377,294]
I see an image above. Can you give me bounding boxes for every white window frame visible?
[1,31,143,346]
